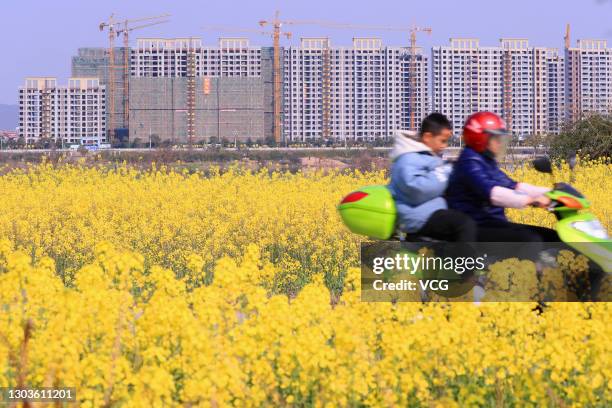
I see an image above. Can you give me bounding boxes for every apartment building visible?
[18,77,106,145]
[283,38,428,142]
[565,39,612,123]
[546,49,565,133]
[131,38,263,78]
[432,38,564,137]
[130,36,428,142]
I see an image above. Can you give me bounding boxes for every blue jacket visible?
[388,131,452,233]
[446,147,518,224]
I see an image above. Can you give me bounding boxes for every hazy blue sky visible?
[1,0,610,104]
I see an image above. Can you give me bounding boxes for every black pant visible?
[476,220,565,262]
[476,220,561,243]
[416,209,478,242]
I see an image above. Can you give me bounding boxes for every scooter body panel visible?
[555,211,612,272]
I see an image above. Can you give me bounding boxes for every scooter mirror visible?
[533,156,553,174]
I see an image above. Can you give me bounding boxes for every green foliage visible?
[550,114,612,159]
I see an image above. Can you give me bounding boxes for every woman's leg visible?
[477,221,546,243]
[476,220,548,262]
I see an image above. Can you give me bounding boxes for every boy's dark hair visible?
[420,113,452,137]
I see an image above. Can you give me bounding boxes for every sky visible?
[1,0,611,104]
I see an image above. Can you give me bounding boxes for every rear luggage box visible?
[338,185,397,240]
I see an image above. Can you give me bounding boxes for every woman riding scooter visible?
[446,111,557,244]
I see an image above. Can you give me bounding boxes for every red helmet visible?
[462,112,510,153]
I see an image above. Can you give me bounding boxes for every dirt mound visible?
[300,156,349,169]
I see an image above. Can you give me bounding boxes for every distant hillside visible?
[0,104,18,130]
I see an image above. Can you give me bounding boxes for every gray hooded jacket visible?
[387,130,452,233]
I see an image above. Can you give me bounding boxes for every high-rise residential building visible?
[283,38,428,142]
[131,38,263,78]
[19,77,106,145]
[432,38,564,137]
[546,49,565,134]
[54,34,611,145]
[432,39,502,136]
[565,39,612,123]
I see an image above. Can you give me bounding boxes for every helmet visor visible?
[485,128,511,136]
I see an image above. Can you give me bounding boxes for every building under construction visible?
[72,47,129,134]
[129,77,264,143]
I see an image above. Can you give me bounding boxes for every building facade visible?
[72,47,128,134]
[432,38,564,138]
[127,38,271,143]
[33,35,612,144]
[565,39,612,124]
[131,38,263,78]
[18,77,106,145]
[283,38,428,142]
[129,76,264,143]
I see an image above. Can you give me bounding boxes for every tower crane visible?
[99,13,170,143]
[318,23,431,130]
[408,26,432,131]
[256,18,432,134]
[116,15,170,130]
[258,11,295,145]
[99,14,119,142]
[204,15,431,142]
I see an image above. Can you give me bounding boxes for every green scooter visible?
[338,156,611,272]
[532,156,611,272]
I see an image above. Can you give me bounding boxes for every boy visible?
[388,113,477,242]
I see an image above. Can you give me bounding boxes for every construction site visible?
[64,12,434,147]
[18,12,612,146]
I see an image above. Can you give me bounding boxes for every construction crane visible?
[99,13,170,144]
[564,23,578,122]
[502,42,513,134]
[284,22,431,131]
[203,18,292,145]
[116,15,170,131]
[186,38,197,149]
[408,26,432,131]
[99,14,119,143]
[205,16,431,141]
[258,11,294,145]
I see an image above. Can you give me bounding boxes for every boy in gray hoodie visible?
[388,113,476,242]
